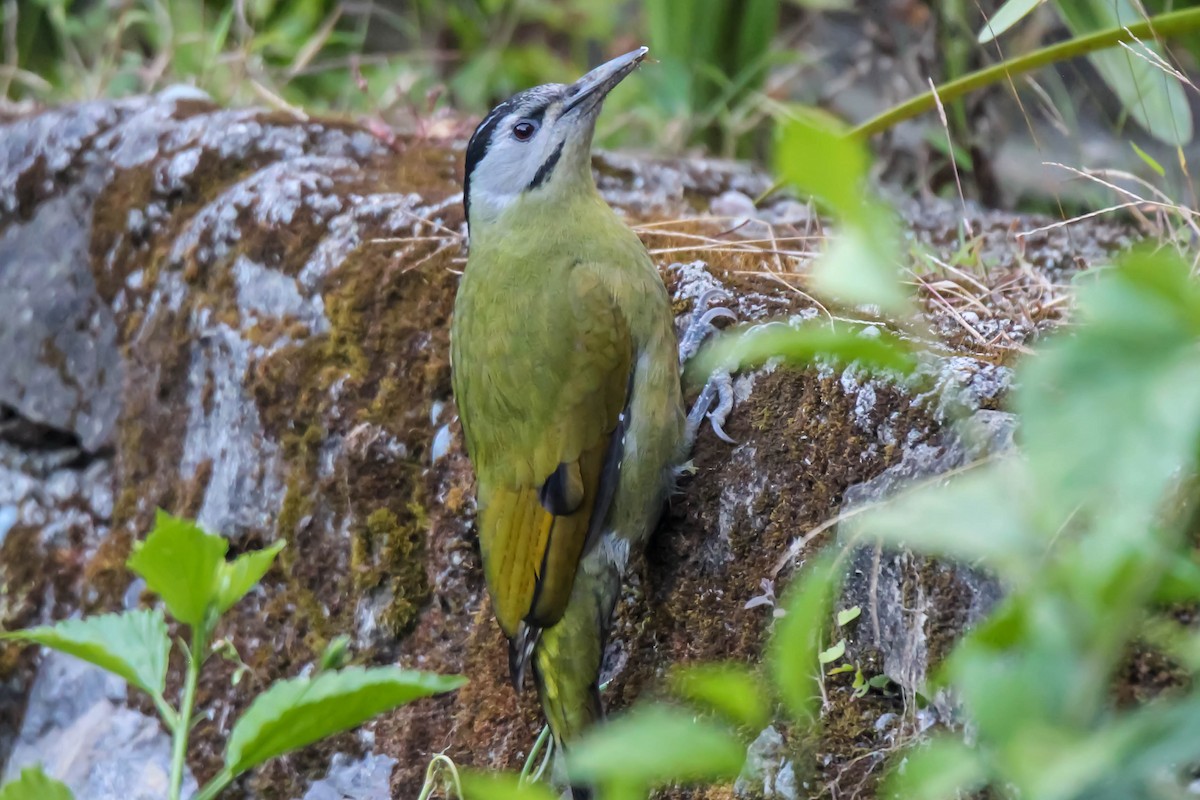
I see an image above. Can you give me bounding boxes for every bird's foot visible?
[677,287,737,366]
[684,370,735,449]
[678,288,738,451]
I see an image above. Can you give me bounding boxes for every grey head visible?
[462,47,648,229]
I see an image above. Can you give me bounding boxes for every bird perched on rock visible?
[451,47,732,752]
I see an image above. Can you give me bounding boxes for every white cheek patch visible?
[470,132,563,220]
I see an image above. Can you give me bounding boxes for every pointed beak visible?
[562,46,648,115]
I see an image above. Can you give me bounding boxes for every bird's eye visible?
[512,119,539,142]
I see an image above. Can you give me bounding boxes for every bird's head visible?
[462,47,647,232]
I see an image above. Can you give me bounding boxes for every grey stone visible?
[838,409,1016,702]
[300,752,397,800]
[5,652,195,800]
[0,193,123,453]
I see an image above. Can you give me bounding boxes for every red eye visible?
[512,120,538,141]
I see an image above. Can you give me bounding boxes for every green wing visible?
[452,265,632,636]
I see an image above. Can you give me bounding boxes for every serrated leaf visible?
[461,770,559,800]
[0,766,74,800]
[2,610,169,698]
[225,666,466,776]
[128,510,227,628]
[567,704,745,787]
[216,540,286,615]
[977,0,1043,44]
[818,639,846,664]
[768,552,839,724]
[837,606,861,626]
[1058,0,1192,146]
[670,662,770,729]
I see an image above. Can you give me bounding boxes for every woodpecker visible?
[451,47,688,745]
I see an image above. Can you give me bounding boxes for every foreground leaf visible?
[882,736,985,799]
[461,770,559,800]
[851,458,1036,581]
[215,540,287,615]
[686,320,915,387]
[568,704,745,788]
[774,109,866,220]
[670,662,769,729]
[1018,249,1200,548]
[0,766,74,800]
[768,552,839,724]
[225,666,466,776]
[127,510,227,628]
[1,610,169,698]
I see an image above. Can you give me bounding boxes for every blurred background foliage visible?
[7,0,1200,211]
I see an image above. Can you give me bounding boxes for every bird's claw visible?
[677,287,735,366]
[685,370,736,450]
[678,286,739,451]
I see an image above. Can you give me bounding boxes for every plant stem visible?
[851,7,1200,140]
[193,767,236,800]
[170,625,209,800]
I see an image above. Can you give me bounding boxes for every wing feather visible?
[463,265,632,637]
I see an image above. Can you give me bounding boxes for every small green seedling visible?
[0,511,465,800]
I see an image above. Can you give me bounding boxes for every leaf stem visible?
[850,7,1200,140]
[152,692,180,730]
[194,767,236,800]
[170,625,209,800]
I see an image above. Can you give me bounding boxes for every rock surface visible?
[0,92,1131,799]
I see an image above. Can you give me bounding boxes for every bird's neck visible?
[467,173,622,256]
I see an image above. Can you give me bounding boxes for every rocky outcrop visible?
[0,91,1130,799]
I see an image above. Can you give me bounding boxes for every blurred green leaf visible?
[881,736,985,799]
[775,111,911,313]
[1058,0,1193,145]
[768,552,838,724]
[1017,248,1200,544]
[461,771,559,800]
[0,766,74,800]
[814,220,911,314]
[127,510,227,629]
[686,320,915,387]
[836,606,861,626]
[977,0,1044,44]
[568,704,745,788]
[225,667,466,777]
[945,595,1080,744]
[851,458,1036,580]
[775,110,866,221]
[1,610,169,699]
[215,540,286,616]
[670,662,770,729]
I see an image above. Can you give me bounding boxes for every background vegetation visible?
[6,0,1200,173]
